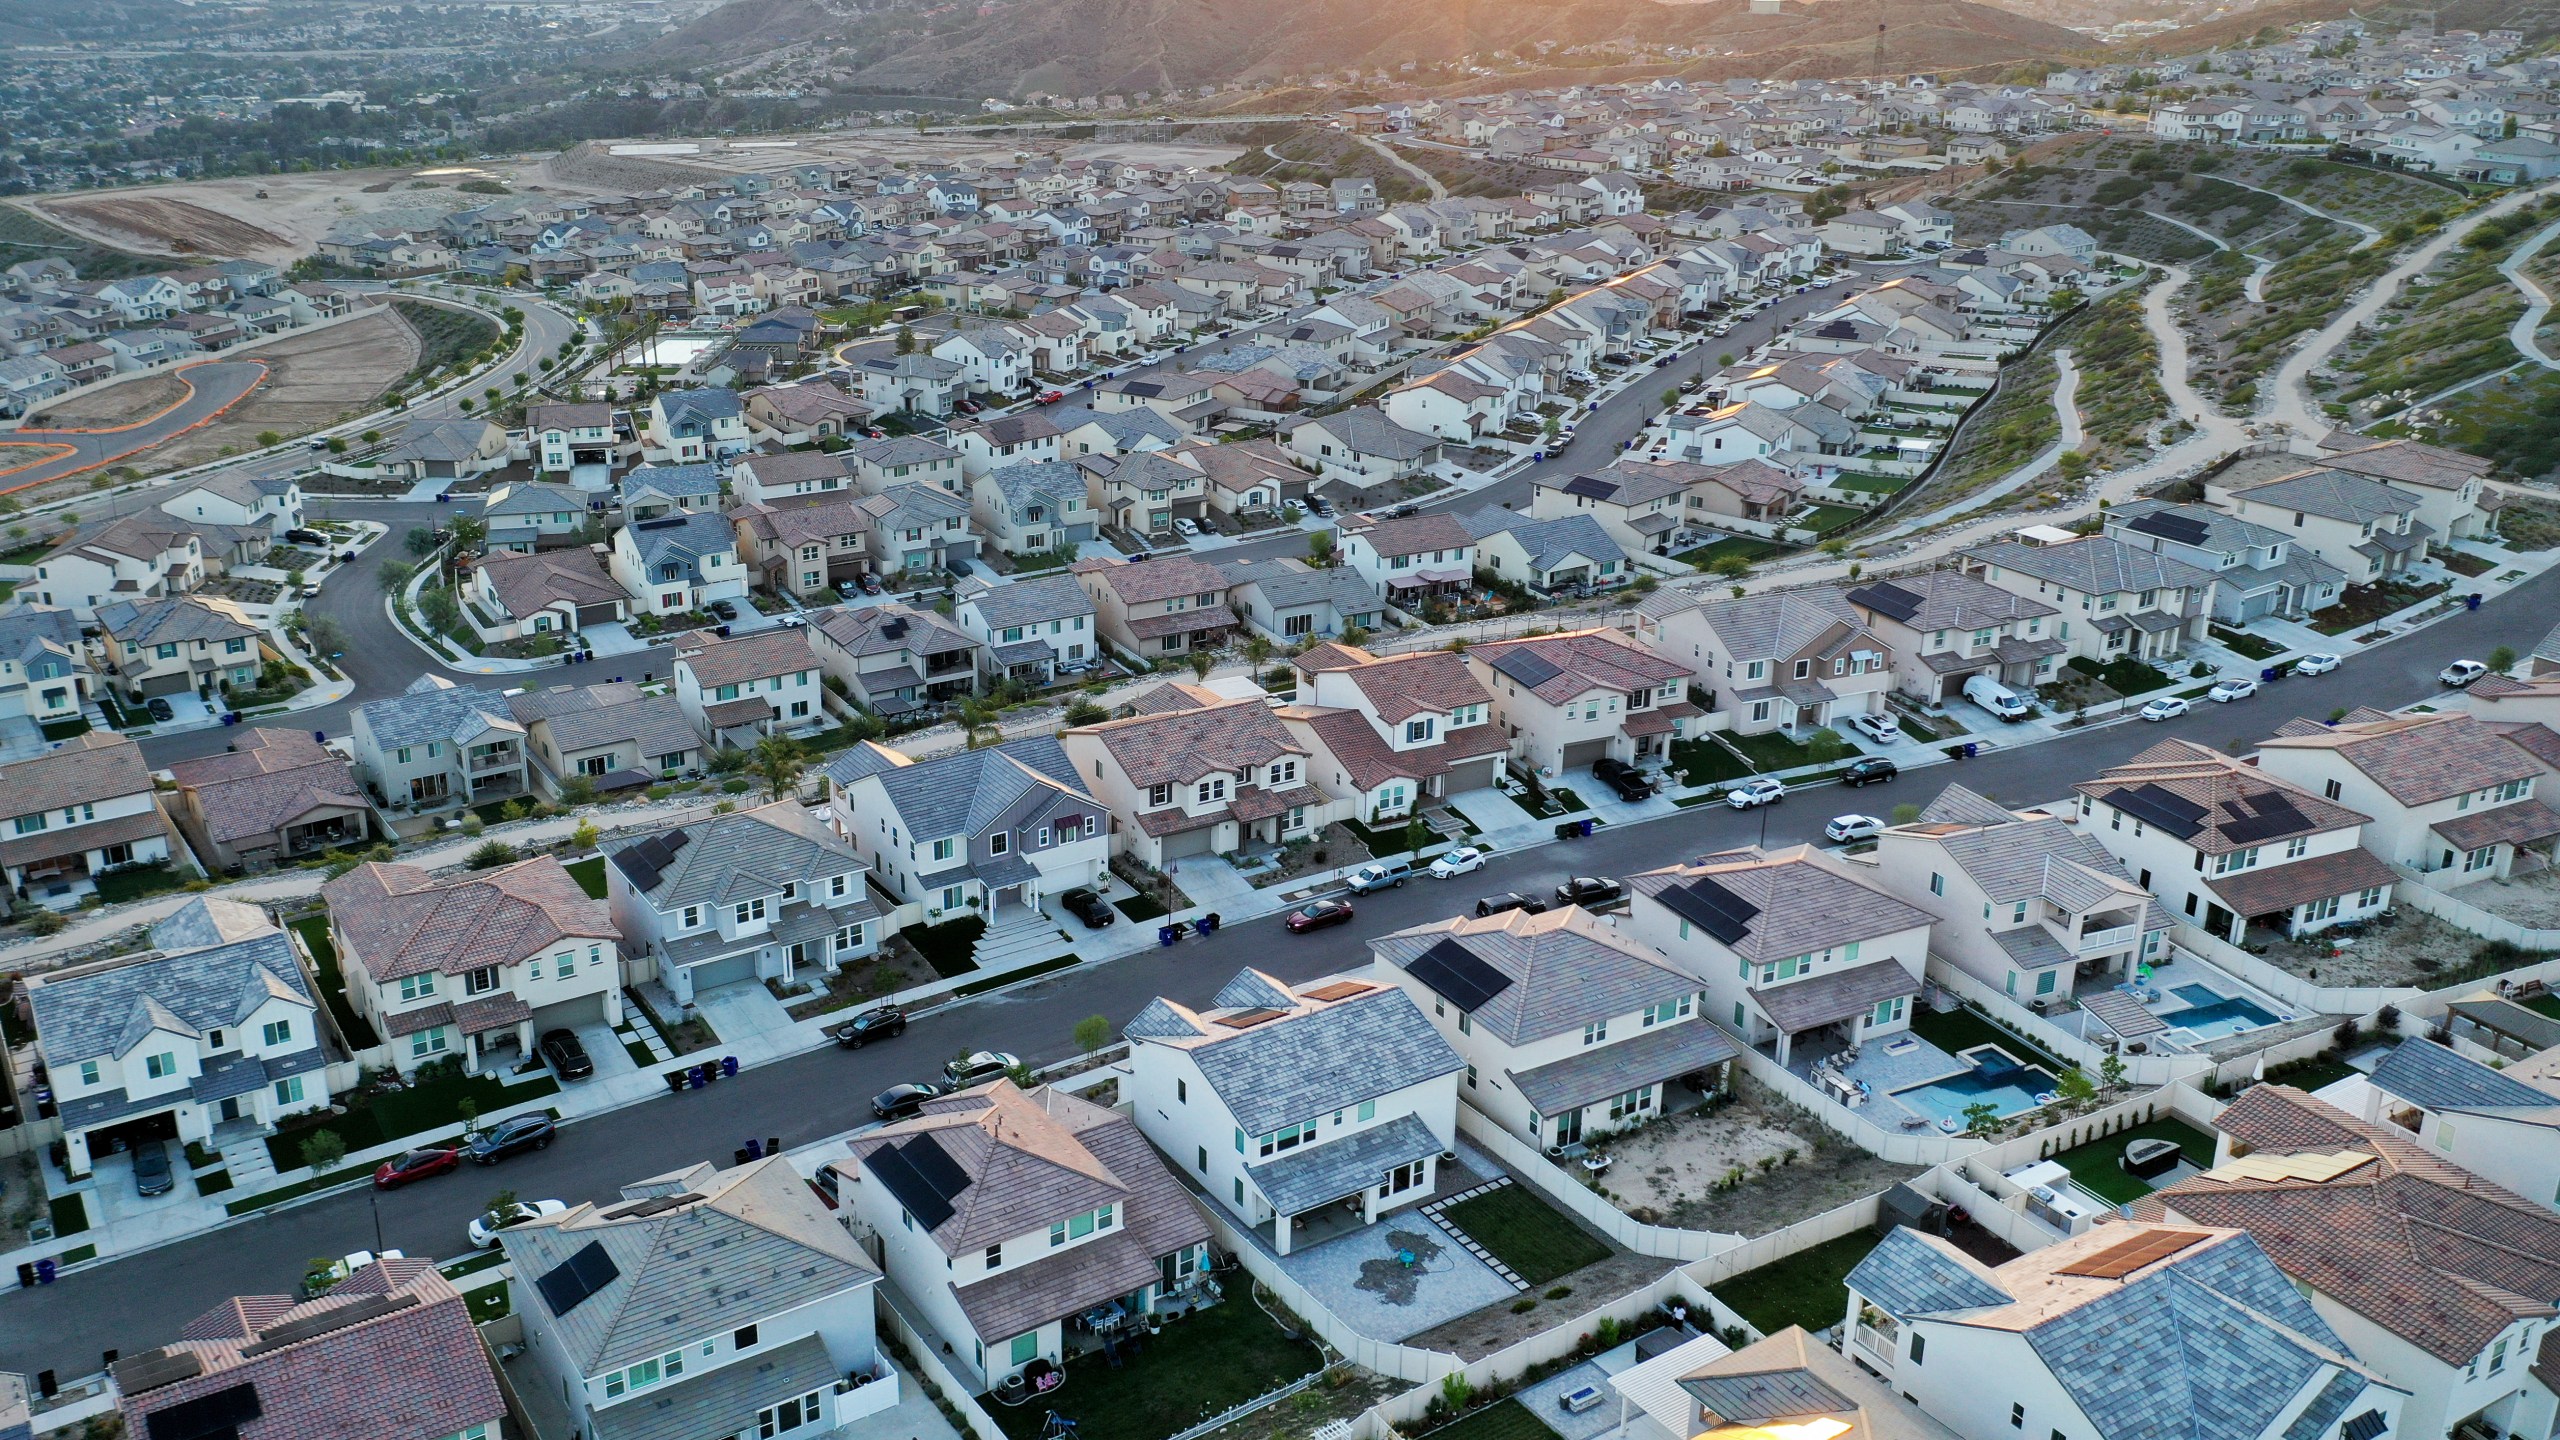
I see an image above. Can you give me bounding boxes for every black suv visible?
[540,1028,594,1080]
[1059,888,1116,928]
[464,1114,556,1165]
[1474,892,1550,919]
[1592,757,1656,802]
[1842,756,1900,788]
[833,1006,908,1048]
[1554,876,1625,908]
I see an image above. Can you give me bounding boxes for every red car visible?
[374,1147,461,1189]
[1036,389,1066,404]
[1285,899,1355,934]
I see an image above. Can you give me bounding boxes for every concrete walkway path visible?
[2210,175,2385,251]
[1874,349,2084,539]
[2500,215,2560,372]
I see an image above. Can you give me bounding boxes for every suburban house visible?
[1060,696,1332,864]
[2209,469,2431,585]
[1956,535,2216,669]
[0,608,90,732]
[508,680,706,795]
[603,801,882,1005]
[349,676,530,812]
[26,911,325,1181]
[1282,644,1507,820]
[821,736,1108,929]
[2343,1037,2560,1215]
[1466,627,1699,773]
[1073,555,1240,661]
[469,546,628,642]
[501,1155,893,1440]
[157,471,302,539]
[1633,585,1892,738]
[807,603,983,718]
[669,625,828,746]
[1641,1326,1963,1440]
[620,462,726,521]
[115,1257,507,1440]
[609,511,752,617]
[0,731,178,911]
[527,399,623,481]
[1459,511,1630,597]
[836,1080,1213,1391]
[1529,466,1692,558]
[1089,451,1212,538]
[2074,739,2398,948]
[856,483,979,578]
[732,495,871,602]
[969,460,1098,559]
[28,514,209,619]
[93,595,270,705]
[163,727,372,873]
[1218,558,1389,645]
[1844,570,2065,703]
[2106,500,2347,623]
[953,574,1098,687]
[1337,512,1477,607]
[1280,407,1443,485]
[2139,1084,2560,1440]
[1372,906,1738,1148]
[2317,436,2499,544]
[1842,1221,2405,1440]
[641,387,753,463]
[731,450,854,504]
[2256,710,2560,884]
[1624,844,1934,1066]
[323,853,621,1074]
[1122,967,1463,1255]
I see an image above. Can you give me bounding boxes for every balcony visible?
[832,1366,900,1426]
[1852,1323,1898,1366]
[2076,923,2139,955]
[468,749,520,774]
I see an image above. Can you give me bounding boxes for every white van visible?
[1963,673,2032,722]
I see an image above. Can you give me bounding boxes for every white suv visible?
[1848,712,1902,744]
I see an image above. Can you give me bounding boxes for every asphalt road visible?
[8,551,2549,1380]
[5,361,271,490]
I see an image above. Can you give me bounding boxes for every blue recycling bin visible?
[720,1056,739,1078]
[2466,593,2482,610]
[34,1260,53,1285]
[1578,819,1596,837]
[1199,913,1220,935]
[687,1065,707,1089]
[743,1137,764,1160]
[1963,742,1980,758]
[2261,667,2280,683]
[1158,924,1179,947]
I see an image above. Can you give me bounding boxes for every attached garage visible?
[1159,826,1218,861]
[1561,738,1611,770]
[680,952,758,999]
[575,602,623,628]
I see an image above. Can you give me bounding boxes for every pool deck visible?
[1781,1031,2049,1135]
[2038,949,2301,1054]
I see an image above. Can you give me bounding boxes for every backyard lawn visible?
[1418,1400,1560,1440]
[1438,1184,1612,1287]
[564,856,608,900]
[2049,1116,2218,1205]
[989,1296,1322,1440]
[1712,1230,1878,1337]
[1678,536,1787,570]
[289,915,382,1049]
[93,863,195,905]
[1906,1004,2068,1076]
[2522,992,2560,1021]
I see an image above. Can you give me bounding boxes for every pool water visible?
[2166,983,2281,1040]
[1892,1054,2061,1127]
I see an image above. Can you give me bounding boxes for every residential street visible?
[4,549,2551,1380]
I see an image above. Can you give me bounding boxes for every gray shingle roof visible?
[2231,470,2420,524]
[1847,569,2058,632]
[1507,1019,1738,1118]
[1459,510,1628,575]
[2368,1038,2557,1113]
[832,738,1095,852]
[1848,1227,2011,1317]
[590,1333,836,1440]
[957,573,1095,632]
[626,511,735,582]
[622,463,724,501]
[95,596,262,648]
[1286,406,1437,460]
[1245,1112,1444,1215]
[1126,970,1461,1135]
[1628,845,1933,964]
[1961,536,2216,598]
[27,931,314,1071]
[149,897,276,954]
[1370,908,1697,1045]
[356,678,522,751]
[600,800,864,911]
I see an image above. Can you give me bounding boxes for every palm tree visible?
[1244,634,1274,668]
[956,697,1003,749]
[749,736,806,801]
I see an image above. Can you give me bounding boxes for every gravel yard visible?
[1597,1085,1923,1236]
[2252,906,2521,988]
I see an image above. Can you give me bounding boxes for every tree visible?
[326,437,348,454]
[1063,698,1107,726]
[300,1129,347,1172]
[483,1189,520,1219]
[466,840,518,870]
[956,697,1003,749]
[1306,530,1336,568]
[895,325,916,354]
[559,776,598,807]
[2098,1054,2127,1090]
[449,516,487,554]
[1803,727,1846,765]
[362,429,382,445]
[1661,388,1681,409]
[750,736,807,800]
[570,819,601,851]
[1072,1014,1112,1057]
[406,526,441,557]
[1244,633,1274,668]
[1890,803,1921,825]
[1403,817,1431,856]
[1960,1100,2002,1136]
[2054,1065,2098,1108]
[1186,650,1214,681]
[1707,552,1753,579]
[257,430,282,448]
[2489,644,2517,674]
[1717,353,1734,366]
[379,560,415,594]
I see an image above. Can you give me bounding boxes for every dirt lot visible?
[19,167,536,266]
[1403,1249,1679,1360]
[26,373,189,429]
[141,311,418,471]
[32,196,286,264]
[1603,1083,1922,1236]
[2255,906,2504,987]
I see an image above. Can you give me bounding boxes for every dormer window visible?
[735,897,768,926]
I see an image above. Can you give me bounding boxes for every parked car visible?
[2139,696,2191,721]
[708,600,739,621]
[1826,814,1884,843]
[131,1138,173,1197]
[1036,389,1066,404]
[2441,659,2490,687]
[464,1114,557,1165]
[1841,756,1899,788]
[953,398,983,415]
[1428,846,1489,878]
[1306,496,1334,517]
[871,1082,944,1121]
[469,1199,567,1249]
[1475,892,1548,918]
[535,1028,594,1080]
[1554,876,1624,908]
[2208,677,2259,703]
[284,528,326,546]
[1592,756,1655,802]
[1286,898,1358,933]
[1726,777,1786,809]
[146,697,175,723]
[944,1051,1020,1087]
[831,1006,908,1048]
[1848,712,1903,744]
[1345,861,1412,894]
[373,1147,461,1189]
[1059,888,1116,928]
[2293,652,2343,676]
[860,572,885,595]
[1173,518,1200,536]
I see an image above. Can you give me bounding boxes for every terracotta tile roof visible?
[166,730,367,846]
[1077,698,1307,788]
[2202,846,2399,918]
[1333,650,1492,725]
[0,731,155,821]
[1343,511,1474,557]
[671,625,822,689]
[1291,641,1377,677]
[321,854,617,983]
[1290,707,1505,791]
[2259,712,2542,807]
[1075,555,1232,606]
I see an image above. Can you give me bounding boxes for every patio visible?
[1226,1142,1520,1342]
[1778,1029,2061,1135]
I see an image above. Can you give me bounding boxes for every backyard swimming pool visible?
[1891,1047,2061,1129]
[2164,982,2283,1041]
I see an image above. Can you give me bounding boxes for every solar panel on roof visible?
[2340,1412,2388,1440]
[1215,1008,1289,1029]
[114,1350,205,1397]
[535,1240,621,1318]
[1562,475,1619,501]
[240,1293,419,1357]
[2220,792,2307,845]
[1660,874,1759,944]
[2054,1228,2211,1279]
[1487,650,1563,691]
[1405,937,1512,1014]
[601,1192,697,1221]
[2113,784,2208,840]
[1300,979,1375,1002]
[145,1382,261,1440]
[1855,582,1923,624]
[2130,511,2212,546]
[906,1133,971,1205]
[867,1135,971,1231]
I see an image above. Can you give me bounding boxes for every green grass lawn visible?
[1678,535,1787,570]
[1671,737,1752,786]
[2208,626,2285,661]
[989,1296,1322,1440]
[1114,894,1168,923]
[288,916,383,1049]
[1725,728,1853,773]
[1906,1004,2068,1075]
[93,863,194,906]
[1438,1184,1612,1287]
[2066,655,2173,697]
[1830,472,1908,494]
[2521,992,2560,1021]
[265,1066,559,1169]
[2050,1116,2217,1206]
[904,916,987,978]
[564,855,607,899]
[48,1194,88,1238]
[1800,504,1864,534]
[1418,1400,1560,1440]
[1712,1230,1877,1337]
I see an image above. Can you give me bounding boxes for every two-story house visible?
[620,462,726,522]
[1281,408,1444,487]
[503,1155,893,1440]
[2105,499,2347,624]
[92,595,269,705]
[1844,569,2064,703]
[1282,644,1506,821]
[953,574,1097,687]
[2318,436,2499,544]
[856,483,978,579]
[808,603,983,717]
[480,480,593,554]
[1123,967,1462,1255]
[2257,710,2560,883]
[1337,512,1477,608]
[27,906,324,1180]
[837,1080,1211,1391]
[732,495,871,602]
[2074,738,2398,949]
[730,451,853,504]
[669,625,827,746]
[2209,469,2431,586]
[156,470,302,540]
[1060,695,1332,864]
[1957,535,2217,669]
[1459,511,1632,598]
[527,399,623,481]
[349,676,529,812]
[609,511,751,617]
[1218,558,1390,646]
[1089,451,1212,538]
[0,608,91,733]
[2141,1084,2560,1440]
[1372,906,1738,1148]
[1633,585,1892,738]
[1624,843,1934,1066]
[970,460,1097,559]
[822,735,1108,929]
[2345,1038,2560,1214]
[164,727,372,873]
[1073,555,1239,661]
[29,514,208,619]
[324,853,621,1074]
[601,800,882,1004]
[640,387,752,463]
[508,680,705,794]
[0,731,178,910]
[1529,465,1694,558]
[1466,627,1698,774]
[850,435,966,498]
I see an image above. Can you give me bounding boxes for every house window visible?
[1929,872,1944,896]
[145,1052,177,1080]
[1148,783,1173,806]
[399,973,437,1001]
[465,966,500,995]
[262,1019,292,1047]
[275,1075,305,1106]
[78,1060,98,1087]
[735,897,767,926]
[990,832,1010,856]
[1583,1020,1608,1045]
[1197,778,1227,803]
[411,1027,449,1059]
[932,838,956,861]
[984,1243,1003,1270]
[757,1389,829,1436]
[682,905,702,929]
[2011,1404,2024,1429]
[1909,1335,1925,1365]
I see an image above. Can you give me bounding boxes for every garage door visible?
[529,995,607,1037]
[576,602,622,628]
[1160,826,1218,861]
[1561,739,1611,770]
[686,954,757,994]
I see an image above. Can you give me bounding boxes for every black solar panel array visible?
[240,1294,420,1358]
[867,1134,973,1231]
[1853,582,1923,624]
[2342,1412,2388,1440]
[2130,511,2212,546]
[609,829,693,893]
[2113,784,2208,840]
[114,1349,205,1397]
[1562,475,1619,500]
[2219,791,2307,845]
[601,1192,697,1221]
[1659,875,1759,944]
[1487,649,1563,691]
[535,1240,622,1318]
[1406,937,1513,1014]
[145,1382,262,1440]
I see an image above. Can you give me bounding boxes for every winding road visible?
[2,360,270,491]
[2499,215,2560,372]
